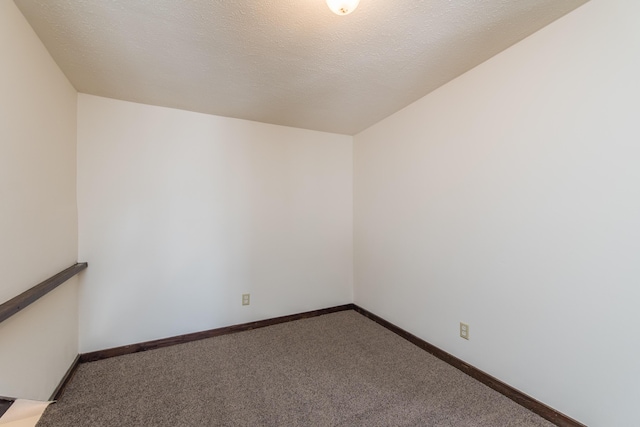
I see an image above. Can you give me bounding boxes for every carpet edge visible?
[79,304,356,363]
[352,304,587,427]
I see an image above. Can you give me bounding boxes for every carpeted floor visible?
[37,311,554,426]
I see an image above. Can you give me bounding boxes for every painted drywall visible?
[354,0,638,425]
[77,94,353,353]
[0,1,79,400]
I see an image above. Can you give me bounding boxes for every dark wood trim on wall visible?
[0,263,88,324]
[352,305,586,427]
[74,303,583,426]
[80,304,355,363]
[50,354,81,401]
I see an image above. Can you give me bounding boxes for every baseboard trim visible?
[50,354,81,401]
[352,305,586,427]
[75,303,583,426]
[80,304,355,363]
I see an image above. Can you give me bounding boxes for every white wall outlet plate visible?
[460,322,469,340]
[242,293,250,306]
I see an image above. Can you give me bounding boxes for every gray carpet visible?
[37,311,553,426]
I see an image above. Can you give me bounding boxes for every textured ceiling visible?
[14,0,587,135]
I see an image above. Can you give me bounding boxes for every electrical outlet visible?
[460,322,469,340]
[242,293,250,306]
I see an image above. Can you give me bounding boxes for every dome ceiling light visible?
[326,0,360,16]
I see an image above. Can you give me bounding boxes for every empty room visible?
[1,0,638,426]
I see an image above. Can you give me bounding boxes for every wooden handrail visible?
[0,263,87,324]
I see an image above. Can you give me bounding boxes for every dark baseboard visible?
[352,305,586,427]
[74,302,583,426]
[80,304,355,363]
[50,354,81,401]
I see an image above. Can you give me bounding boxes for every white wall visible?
[77,94,353,353]
[354,0,639,425]
[0,1,79,400]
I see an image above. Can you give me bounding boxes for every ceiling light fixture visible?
[326,0,360,16]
